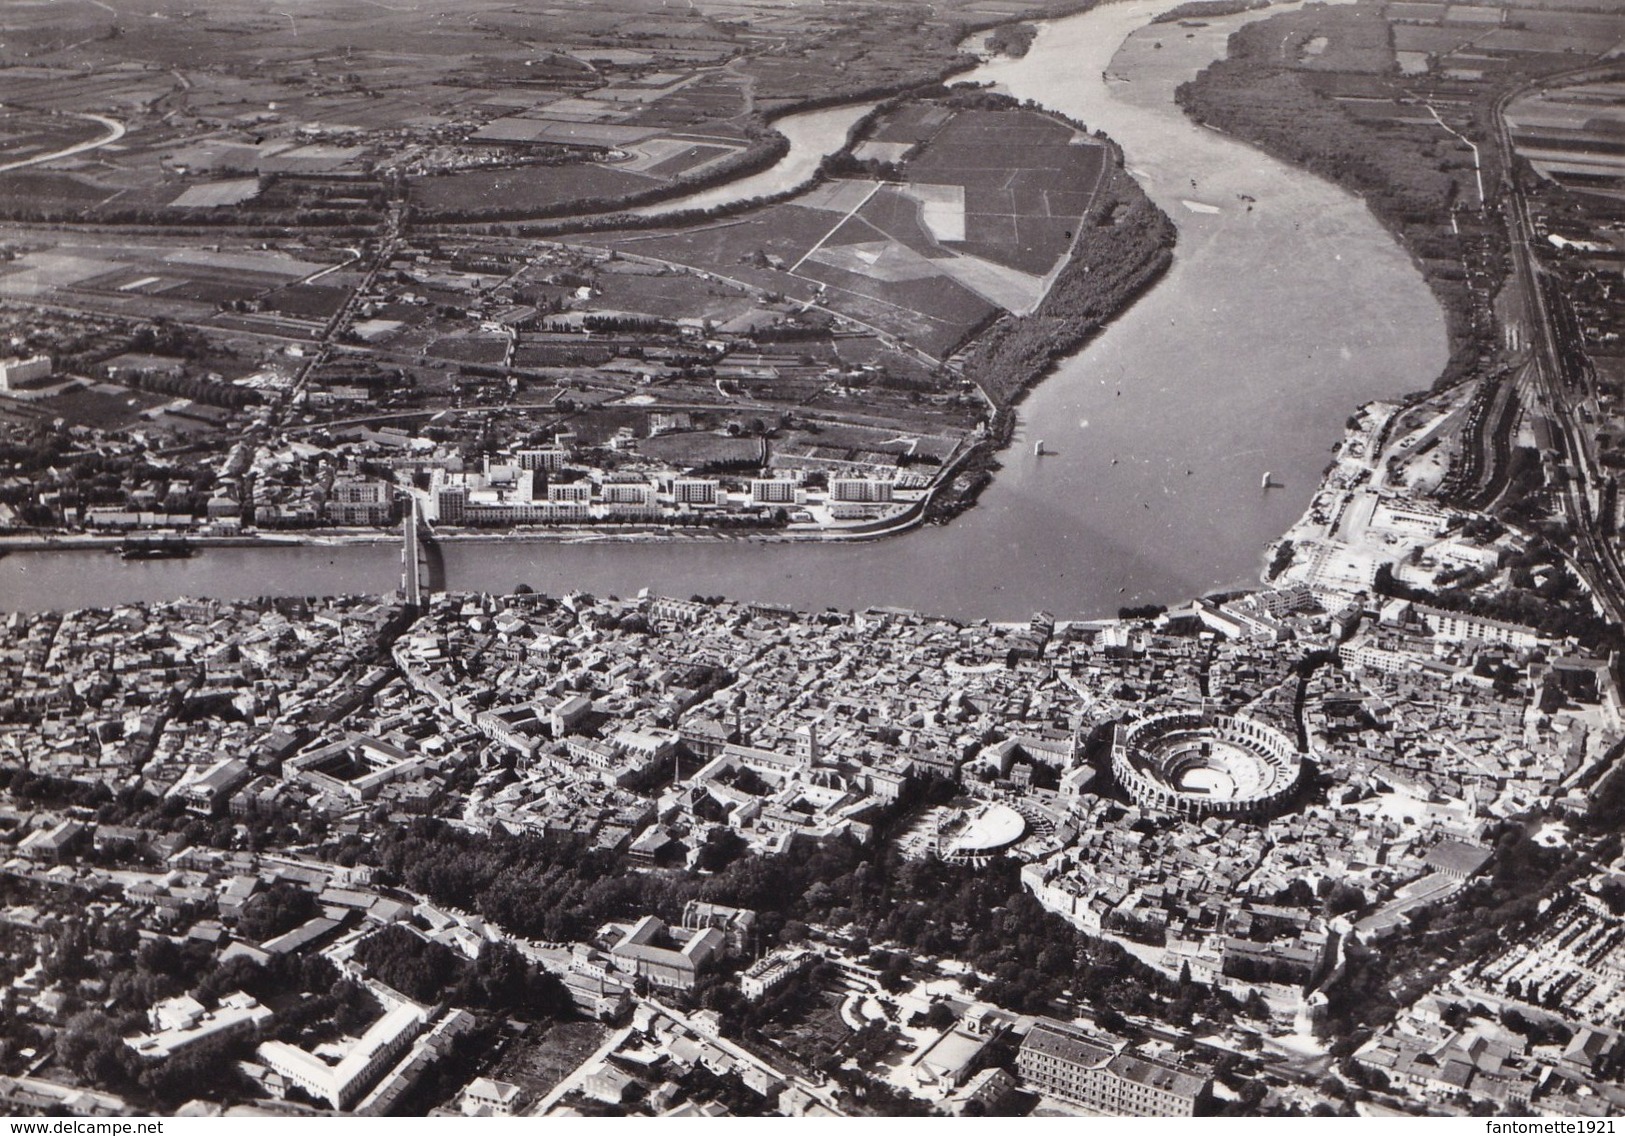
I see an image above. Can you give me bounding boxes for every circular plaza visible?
[1111,710,1303,819]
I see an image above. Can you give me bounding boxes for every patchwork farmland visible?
[1506,80,1625,199]
[0,0,1180,547]
[581,98,1111,360]
[0,110,106,167]
[0,242,350,336]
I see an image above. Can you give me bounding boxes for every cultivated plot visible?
[586,101,1109,360]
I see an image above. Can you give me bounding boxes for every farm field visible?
[0,238,347,337]
[587,267,767,324]
[513,341,619,368]
[0,110,103,164]
[263,283,350,320]
[1385,2,1625,73]
[0,172,112,214]
[575,98,1108,360]
[898,107,1107,274]
[427,335,511,364]
[643,141,737,178]
[1507,81,1625,194]
[169,178,262,209]
[598,206,835,296]
[793,251,996,360]
[411,163,660,215]
[638,430,764,467]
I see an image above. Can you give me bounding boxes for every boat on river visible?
[117,537,196,561]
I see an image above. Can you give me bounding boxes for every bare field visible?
[486,1020,612,1101]
[0,171,110,211]
[263,284,350,319]
[644,142,737,179]
[601,207,835,275]
[411,163,656,213]
[0,241,338,317]
[638,430,763,467]
[428,336,511,364]
[34,383,171,433]
[590,271,760,322]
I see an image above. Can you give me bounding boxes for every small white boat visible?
[1261,470,1275,489]
[1034,440,1047,456]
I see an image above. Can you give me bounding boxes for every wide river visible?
[0,1,1446,619]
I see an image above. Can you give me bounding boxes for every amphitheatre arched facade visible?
[1110,709,1304,819]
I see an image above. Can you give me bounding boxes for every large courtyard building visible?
[258,998,428,1110]
[609,915,725,991]
[1017,1019,1209,1116]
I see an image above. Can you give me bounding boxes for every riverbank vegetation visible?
[984,23,1038,57]
[1174,3,1505,392]
[1152,0,1269,25]
[964,158,1174,409]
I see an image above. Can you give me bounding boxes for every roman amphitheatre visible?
[1111,710,1304,820]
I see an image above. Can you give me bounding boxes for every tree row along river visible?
[0,0,1446,619]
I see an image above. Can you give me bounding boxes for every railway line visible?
[1489,66,1625,623]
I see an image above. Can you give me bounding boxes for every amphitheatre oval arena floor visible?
[1162,739,1278,800]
